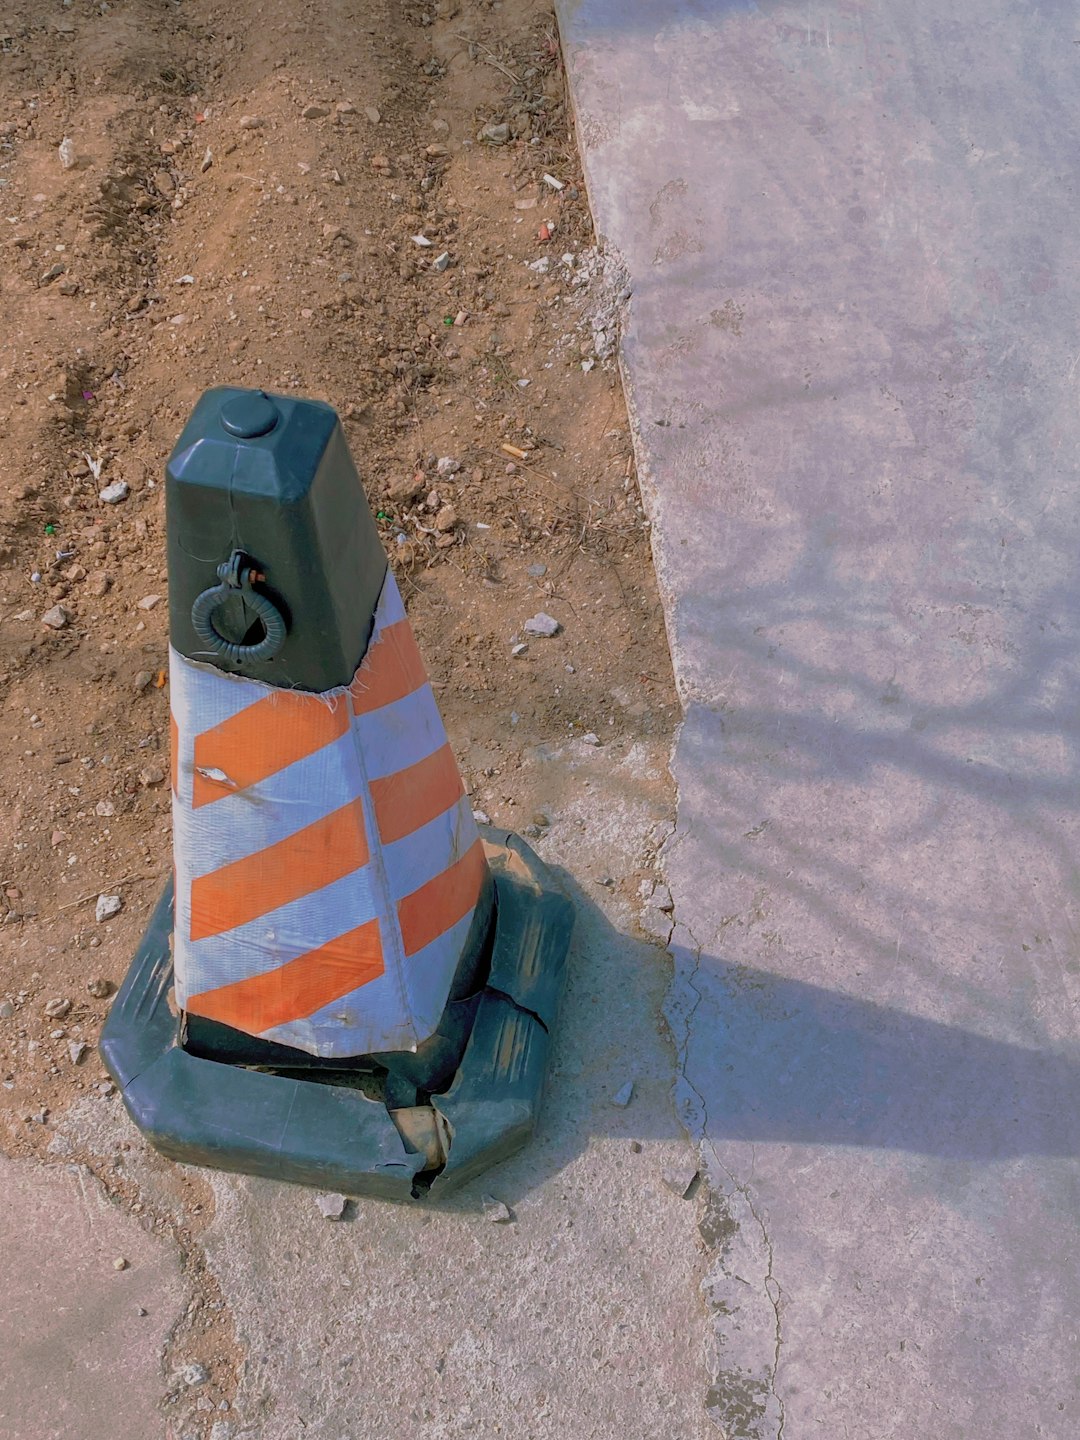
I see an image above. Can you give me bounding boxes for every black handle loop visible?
[191,551,287,664]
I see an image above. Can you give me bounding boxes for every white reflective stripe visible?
[262,906,476,1059]
[260,968,413,1056]
[381,795,479,904]
[354,683,447,783]
[372,571,407,629]
[174,863,384,1002]
[399,907,478,1040]
[174,727,366,874]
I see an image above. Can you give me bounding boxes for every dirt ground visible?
[0,0,679,1419]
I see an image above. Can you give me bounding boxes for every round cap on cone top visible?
[219,391,280,439]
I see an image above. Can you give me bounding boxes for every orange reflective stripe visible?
[370,741,464,845]
[192,690,350,809]
[351,619,428,715]
[190,799,368,942]
[170,712,179,797]
[398,838,486,956]
[185,918,383,1032]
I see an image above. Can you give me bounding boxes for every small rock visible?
[99,480,129,505]
[479,122,510,145]
[137,594,162,611]
[58,137,77,170]
[44,998,72,1019]
[542,173,565,190]
[139,764,166,788]
[152,170,175,197]
[436,456,460,475]
[0,1001,14,1019]
[472,809,491,825]
[87,977,113,998]
[434,504,457,533]
[200,147,213,173]
[113,1257,129,1272]
[238,114,264,130]
[646,883,674,913]
[181,1362,209,1386]
[209,1423,233,1440]
[95,800,116,818]
[301,104,330,119]
[582,732,601,747]
[511,643,528,657]
[316,1192,348,1220]
[431,251,450,272]
[363,106,381,124]
[41,605,71,630]
[387,472,425,502]
[68,1040,88,1065]
[662,1161,700,1198]
[611,1080,635,1108]
[134,670,154,694]
[95,894,123,924]
[482,1194,512,1223]
[629,1139,643,1153]
[40,263,66,285]
[526,563,547,577]
[136,1305,148,1316]
[523,612,560,638]
[97,1081,115,1095]
[412,233,433,247]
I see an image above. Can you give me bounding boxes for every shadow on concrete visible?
[420,861,1080,1215]
[671,938,1080,1161]
[406,871,690,1211]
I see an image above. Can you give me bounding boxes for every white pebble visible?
[523,613,560,638]
[316,1192,348,1220]
[95,894,123,924]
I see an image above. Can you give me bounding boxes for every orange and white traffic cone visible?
[101,388,573,1200]
[171,564,490,1060]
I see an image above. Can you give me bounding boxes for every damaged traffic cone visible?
[101,387,574,1200]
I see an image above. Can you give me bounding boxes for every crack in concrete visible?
[662,849,786,1437]
[708,1149,786,1440]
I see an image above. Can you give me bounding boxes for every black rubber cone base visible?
[99,830,574,1201]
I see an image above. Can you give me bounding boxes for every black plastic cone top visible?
[166,387,387,690]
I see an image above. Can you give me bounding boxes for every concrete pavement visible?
[558,1,1080,1435]
[0,1156,189,1440]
